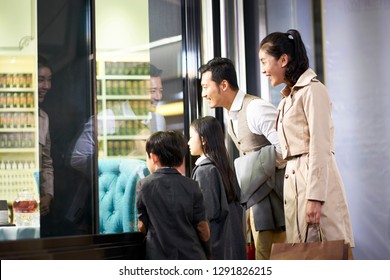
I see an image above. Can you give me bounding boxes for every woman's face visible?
[188,126,203,156]
[259,49,286,87]
[38,66,52,103]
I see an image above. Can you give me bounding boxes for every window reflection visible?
[37,0,94,237]
[95,0,184,234]
[0,0,184,241]
[0,0,40,240]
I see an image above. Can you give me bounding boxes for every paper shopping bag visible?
[270,239,349,260]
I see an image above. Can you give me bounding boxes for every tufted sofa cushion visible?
[98,158,149,234]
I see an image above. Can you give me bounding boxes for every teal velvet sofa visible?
[98,158,149,234]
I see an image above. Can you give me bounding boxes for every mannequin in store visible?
[37,56,54,221]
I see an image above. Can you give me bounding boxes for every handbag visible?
[270,224,350,260]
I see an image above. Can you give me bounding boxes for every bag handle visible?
[304,224,325,243]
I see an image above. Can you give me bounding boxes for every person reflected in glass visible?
[189,116,246,259]
[37,56,54,218]
[145,64,166,132]
[258,29,354,254]
[123,64,166,133]
[123,64,167,157]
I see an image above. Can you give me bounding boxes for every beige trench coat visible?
[277,68,354,247]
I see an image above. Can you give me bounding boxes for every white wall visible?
[264,0,390,259]
[265,0,313,106]
[95,0,149,61]
[0,0,36,55]
[323,0,390,260]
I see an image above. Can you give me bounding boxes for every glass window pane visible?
[0,0,40,239]
[95,0,184,234]
[37,0,94,238]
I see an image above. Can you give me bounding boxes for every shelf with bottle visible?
[0,133,35,150]
[96,60,154,159]
[0,71,37,151]
[99,61,151,76]
[1,58,39,225]
[0,160,39,205]
[0,90,35,108]
[97,78,150,97]
[0,73,33,89]
[98,138,147,159]
[96,60,151,96]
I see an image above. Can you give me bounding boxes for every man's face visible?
[150,76,163,108]
[200,71,223,109]
[38,66,52,103]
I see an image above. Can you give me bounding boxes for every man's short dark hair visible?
[150,64,162,77]
[198,57,239,90]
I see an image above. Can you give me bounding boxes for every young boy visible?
[136,130,211,259]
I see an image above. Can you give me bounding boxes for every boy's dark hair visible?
[146,130,187,167]
[198,57,239,91]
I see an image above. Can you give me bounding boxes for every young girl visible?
[188,116,246,259]
[136,130,211,260]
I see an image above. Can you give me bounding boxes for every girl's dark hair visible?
[146,130,187,167]
[259,29,309,86]
[198,57,239,91]
[191,116,238,203]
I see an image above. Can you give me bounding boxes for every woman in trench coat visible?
[258,29,354,249]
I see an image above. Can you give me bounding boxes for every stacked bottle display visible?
[97,60,152,158]
[0,72,35,150]
[104,61,150,76]
[112,119,150,135]
[107,140,138,157]
[0,73,33,88]
[0,91,34,108]
[0,160,38,206]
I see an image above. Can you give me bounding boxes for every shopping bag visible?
[270,239,348,260]
[270,224,349,260]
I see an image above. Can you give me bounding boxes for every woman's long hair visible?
[259,29,309,86]
[191,116,238,203]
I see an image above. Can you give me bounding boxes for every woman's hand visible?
[306,200,322,224]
